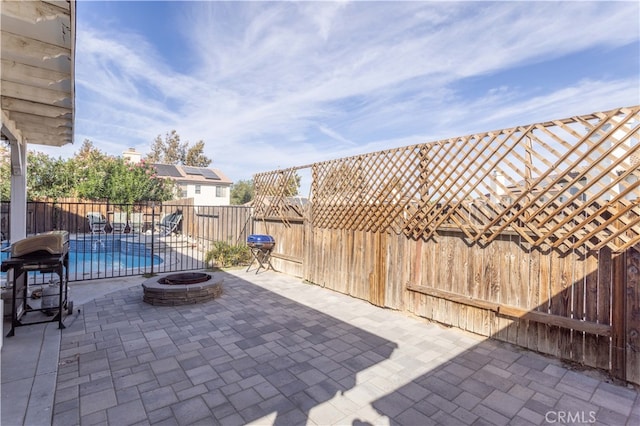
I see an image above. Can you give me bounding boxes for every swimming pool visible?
[68,250,163,275]
[1,236,163,281]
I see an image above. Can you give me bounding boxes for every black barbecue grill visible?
[246,234,275,273]
[1,231,73,336]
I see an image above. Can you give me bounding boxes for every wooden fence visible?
[253,106,640,385]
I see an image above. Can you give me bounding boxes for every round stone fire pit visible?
[142,272,223,306]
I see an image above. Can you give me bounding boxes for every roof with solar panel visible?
[152,164,232,184]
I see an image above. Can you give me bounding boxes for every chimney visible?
[123,147,142,164]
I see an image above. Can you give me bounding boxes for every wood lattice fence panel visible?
[254,106,640,252]
[253,167,307,226]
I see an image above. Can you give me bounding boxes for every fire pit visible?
[158,272,212,285]
[142,272,223,306]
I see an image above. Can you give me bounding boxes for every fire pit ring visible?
[142,272,223,306]
[158,272,212,285]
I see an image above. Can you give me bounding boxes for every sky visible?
[35,0,640,195]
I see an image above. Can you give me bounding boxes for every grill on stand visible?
[1,231,73,337]
[246,234,275,274]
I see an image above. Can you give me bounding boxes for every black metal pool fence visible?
[0,201,254,283]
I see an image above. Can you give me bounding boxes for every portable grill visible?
[246,234,275,250]
[246,234,275,273]
[1,231,72,336]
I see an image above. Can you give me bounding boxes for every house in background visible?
[154,163,233,206]
[123,148,233,205]
[122,147,142,164]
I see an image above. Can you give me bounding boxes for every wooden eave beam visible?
[1,30,71,64]
[20,119,72,134]
[1,3,71,48]
[1,97,70,119]
[22,129,72,144]
[42,1,71,11]
[1,59,70,90]
[1,0,69,22]
[1,79,71,107]
[6,111,71,129]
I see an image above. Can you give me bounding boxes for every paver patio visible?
[3,269,639,425]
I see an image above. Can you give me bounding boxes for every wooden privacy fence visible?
[253,105,640,384]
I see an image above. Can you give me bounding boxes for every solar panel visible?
[181,166,220,180]
[201,169,220,180]
[182,166,202,176]
[154,164,182,178]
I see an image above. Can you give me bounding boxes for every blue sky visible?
[37,0,640,192]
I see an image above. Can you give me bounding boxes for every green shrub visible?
[205,241,252,268]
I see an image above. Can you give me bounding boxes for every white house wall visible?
[184,183,230,206]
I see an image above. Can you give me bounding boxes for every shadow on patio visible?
[52,270,399,425]
[5,268,638,425]
[367,341,640,425]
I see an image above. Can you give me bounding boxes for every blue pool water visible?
[69,250,162,273]
[1,237,162,278]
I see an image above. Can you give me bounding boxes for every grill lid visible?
[247,234,275,243]
[11,231,69,257]
[247,234,275,249]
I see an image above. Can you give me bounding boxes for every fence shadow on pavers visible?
[366,339,639,426]
[52,271,397,425]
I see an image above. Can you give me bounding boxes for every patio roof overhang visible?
[1,0,76,150]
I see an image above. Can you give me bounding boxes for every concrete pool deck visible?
[2,270,639,425]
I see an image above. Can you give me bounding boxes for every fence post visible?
[627,247,640,384]
[611,200,627,381]
[611,250,626,381]
[150,203,155,276]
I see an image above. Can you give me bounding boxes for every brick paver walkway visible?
[52,270,640,425]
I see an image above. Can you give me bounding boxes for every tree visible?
[74,139,107,164]
[2,145,78,201]
[1,138,175,203]
[102,158,174,204]
[146,130,212,166]
[74,140,110,201]
[73,139,174,203]
[0,143,9,201]
[230,179,254,205]
[147,130,185,164]
[146,134,165,164]
[26,151,75,200]
[184,140,212,167]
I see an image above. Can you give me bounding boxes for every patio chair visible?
[156,211,182,236]
[129,212,144,233]
[86,212,108,234]
[111,211,127,233]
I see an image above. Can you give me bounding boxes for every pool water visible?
[0,243,162,278]
[69,250,162,274]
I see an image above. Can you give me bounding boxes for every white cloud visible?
[36,0,638,185]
